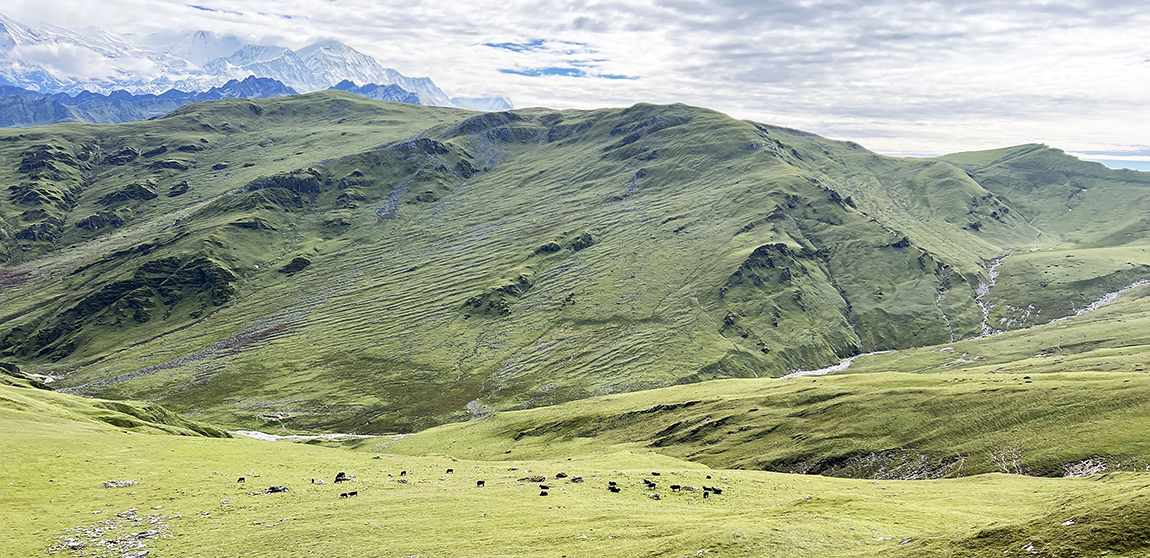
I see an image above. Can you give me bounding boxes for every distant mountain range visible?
[0,76,295,127]
[0,13,512,111]
[0,75,515,128]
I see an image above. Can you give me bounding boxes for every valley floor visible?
[4,419,1148,558]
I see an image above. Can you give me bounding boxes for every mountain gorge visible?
[2,92,1147,435]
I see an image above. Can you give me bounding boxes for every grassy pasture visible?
[3,397,1148,558]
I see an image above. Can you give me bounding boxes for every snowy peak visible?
[0,13,498,110]
[164,30,245,67]
[291,40,453,105]
[452,96,515,112]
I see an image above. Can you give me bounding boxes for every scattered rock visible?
[263,485,289,494]
[102,480,140,489]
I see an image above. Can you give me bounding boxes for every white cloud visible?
[11,42,157,79]
[2,0,1148,157]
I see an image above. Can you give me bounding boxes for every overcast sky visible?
[5,0,1149,166]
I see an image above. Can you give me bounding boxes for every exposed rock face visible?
[245,169,322,195]
[103,147,139,165]
[0,253,237,359]
[570,232,594,251]
[76,212,126,231]
[99,181,158,205]
[278,256,311,274]
[149,159,191,171]
[168,181,190,197]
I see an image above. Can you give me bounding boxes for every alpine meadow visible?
[3,91,1150,557]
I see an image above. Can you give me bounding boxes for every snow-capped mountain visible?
[159,31,246,68]
[203,45,316,91]
[452,96,515,112]
[294,41,453,106]
[0,12,185,94]
[0,13,479,108]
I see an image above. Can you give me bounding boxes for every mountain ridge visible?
[1,92,1146,434]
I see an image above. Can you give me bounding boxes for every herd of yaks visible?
[236,466,729,501]
[295,467,729,499]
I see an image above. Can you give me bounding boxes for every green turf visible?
[3,387,1148,558]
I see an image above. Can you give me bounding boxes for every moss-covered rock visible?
[99,181,158,205]
[103,146,139,166]
[278,256,312,274]
[149,159,191,171]
[570,232,594,251]
[168,181,190,197]
[245,169,322,195]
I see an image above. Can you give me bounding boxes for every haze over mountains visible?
[0,13,511,113]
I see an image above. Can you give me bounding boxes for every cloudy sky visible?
[4,0,1149,167]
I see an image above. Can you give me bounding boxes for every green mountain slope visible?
[1,362,228,437]
[1,92,1147,432]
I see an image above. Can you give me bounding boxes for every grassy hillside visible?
[1,364,228,437]
[938,144,1150,248]
[0,93,1148,432]
[3,386,1147,558]
[381,284,1150,478]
